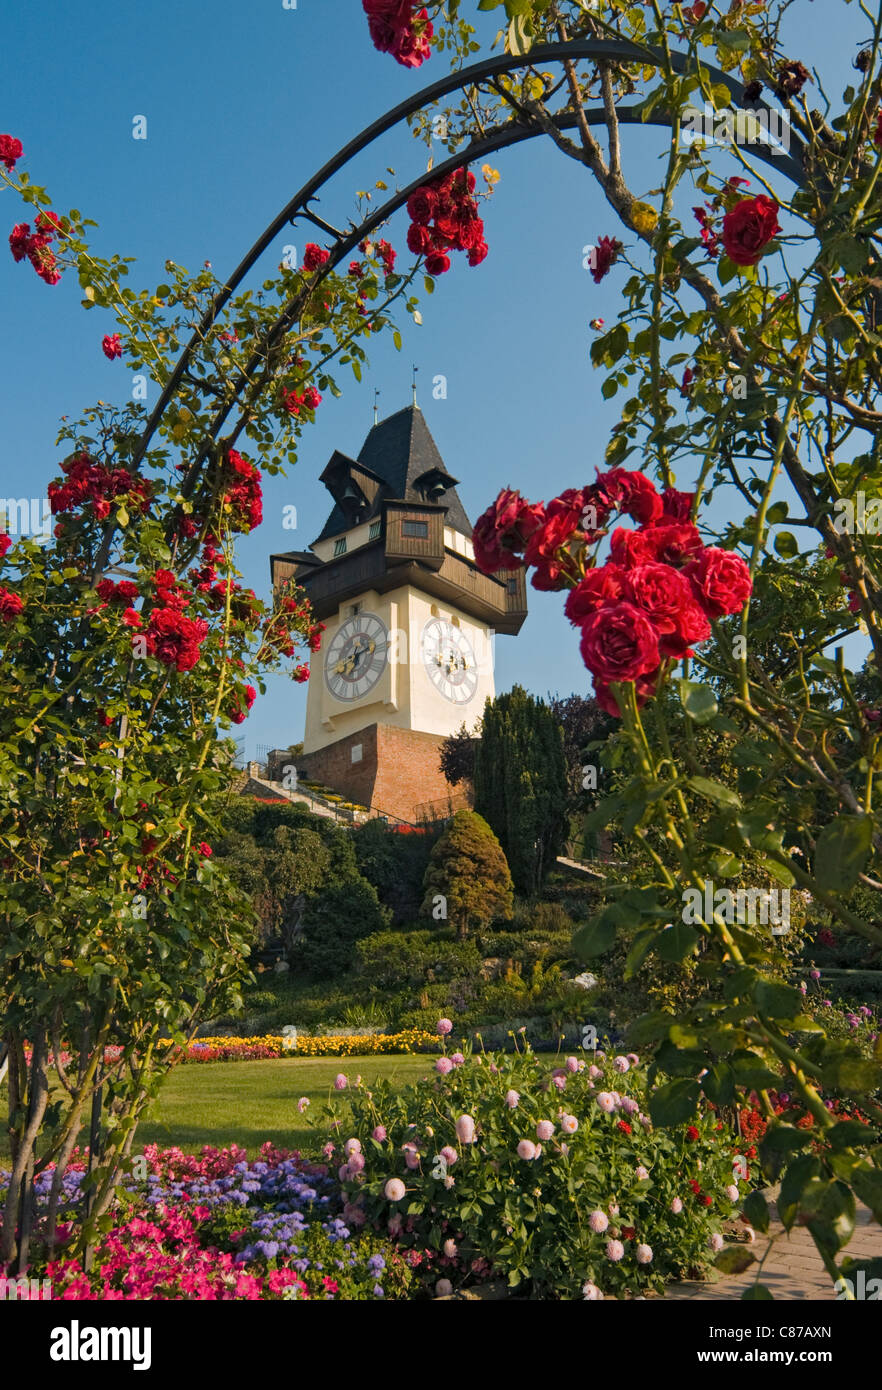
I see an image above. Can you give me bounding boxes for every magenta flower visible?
[372,1125,387,1142]
[297,1096,310,1113]
[565,1055,581,1073]
[450,1052,465,1067]
[436,1057,453,1075]
[440,1145,458,1166]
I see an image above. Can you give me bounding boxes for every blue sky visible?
[0,1,868,756]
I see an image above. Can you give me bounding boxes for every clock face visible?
[421,618,478,705]
[324,612,388,702]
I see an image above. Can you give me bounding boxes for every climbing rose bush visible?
[472,469,751,717]
[322,1038,743,1299]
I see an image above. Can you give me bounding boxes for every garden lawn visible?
[135,1055,432,1155]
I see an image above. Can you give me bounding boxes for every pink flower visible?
[635,1166,649,1181]
[455,1114,476,1145]
[443,1175,455,1190]
[709,1232,724,1253]
[606,1239,625,1262]
[443,1238,457,1257]
[372,1125,387,1142]
[588,1210,609,1234]
[582,1282,604,1300]
[671,1197,683,1214]
[405,1150,420,1170]
[384,1178,406,1202]
[597,1092,617,1114]
[450,1052,465,1067]
[505,1090,520,1108]
[552,1075,566,1091]
[726,1184,740,1203]
[636,1244,653,1265]
[565,1056,581,1073]
[561,1114,578,1134]
[102,333,123,360]
[588,1065,602,1080]
[440,1146,458,1166]
[612,1055,630,1073]
[536,1120,555,1141]
[435,1057,453,1075]
[627,1054,639,1066]
[436,1278,453,1297]
[334,1074,348,1090]
[517,1140,538,1161]
[297,1097,310,1113]
[437,1018,453,1035]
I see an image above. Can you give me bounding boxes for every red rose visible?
[525,511,584,591]
[0,134,23,171]
[623,562,699,637]
[609,526,656,569]
[424,251,451,277]
[0,587,23,621]
[600,469,663,525]
[472,488,545,574]
[564,564,628,626]
[685,547,752,618]
[9,223,31,262]
[640,522,704,568]
[686,1126,700,1142]
[102,334,123,360]
[302,243,329,272]
[579,601,660,684]
[616,1120,632,1134]
[145,607,208,672]
[406,186,438,227]
[659,487,695,523]
[198,842,213,857]
[0,533,10,557]
[621,1227,636,1240]
[721,195,780,267]
[406,224,434,256]
[591,235,623,284]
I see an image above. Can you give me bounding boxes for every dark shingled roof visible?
[314,405,472,543]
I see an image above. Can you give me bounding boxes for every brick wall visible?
[296,723,455,823]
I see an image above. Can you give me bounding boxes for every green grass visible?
[0,1056,431,1161]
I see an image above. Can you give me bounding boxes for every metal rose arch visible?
[131,35,807,487]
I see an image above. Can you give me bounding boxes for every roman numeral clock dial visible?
[421,618,478,704]
[324,612,388,701]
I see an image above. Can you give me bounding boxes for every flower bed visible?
[1,1145,414,1301]
[320,1037,746,1299]
[173,1031,440,1061]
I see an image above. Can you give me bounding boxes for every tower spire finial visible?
[373,388,380,425]
[411,364,419,407]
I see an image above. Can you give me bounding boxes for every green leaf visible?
[392,330,402,351]
[572,904,628,959]
[656,919,700,963]
[800,1179,856,1256]
[773,530,798,558]
[687,776,741,809]
[678,679,718,725]
[829,1120,875,1152]
[754,979,802,1019]
[814,815,873,893]
[743,1190,770,1233]
[715,1245,756,1274]
[648,1078,700,1128]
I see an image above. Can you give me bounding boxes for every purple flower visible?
[450,1052,465,1067]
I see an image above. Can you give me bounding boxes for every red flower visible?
[302,243,329,272]
[0,533,10,557]
[0,587,23,621]
[472,488,546,574]
[0,134,23,171]
[363,0,432,68]
[468,239,489,267]
[685,1125,700,1142]
[685,547,752,618]
[621,1226,636,1240]
[96,578,140,605]
[406,223,434,255]
[525,510,585,590]
[594,468,662,525]
[198,842,213,857]
[608,526,657,570]
[406,186,438,227]
[699,1194,712,1207]
[640,522,704,569]
[579,601,660,684]
[591,236,623,284]
[144,607,208,672]
[616,1120,632,1135]
[721,196,781,267]
[682,1,707,21]
[102,334,123,360]
[688,1179,701,1193]
[425,251,450,277]
[9,223,31,262]
[660,487,695,523]
[624,562,708,646]
[564,564,627,626]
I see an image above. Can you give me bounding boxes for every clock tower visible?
[270,405,527,822]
